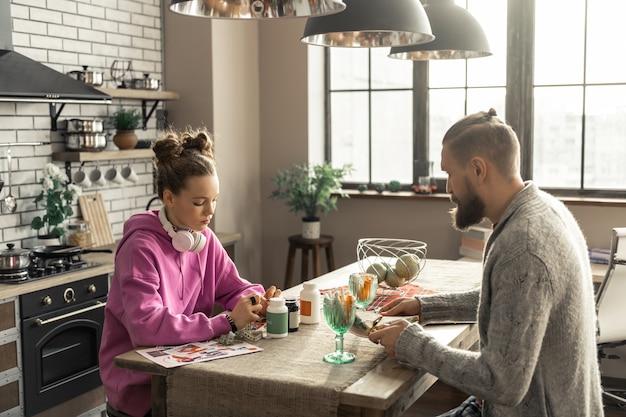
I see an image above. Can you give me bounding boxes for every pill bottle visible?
[285,296,299,332]
[299,282,320,324]
[266,297,288,338]
[67,220,93,247]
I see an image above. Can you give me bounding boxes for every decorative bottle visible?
[299,282,320,324]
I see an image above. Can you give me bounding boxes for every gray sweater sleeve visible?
[418,287,480,324]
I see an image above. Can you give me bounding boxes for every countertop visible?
[0,232,242,299]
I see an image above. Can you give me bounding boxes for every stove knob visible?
[88,284,97,293]
[42,296,52,306]
[63,288,75,303]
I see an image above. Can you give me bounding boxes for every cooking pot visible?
[0,243,31,270]
[65,118,104,133]
[129,73,160,90]
[67,65,104,86]
[31,245,112,259]
[65,132,108,152]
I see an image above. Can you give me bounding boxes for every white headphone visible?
[158,207,206,253]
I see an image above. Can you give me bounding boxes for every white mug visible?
[105,166,124,185]
[121,165,139,183]
[89,167,107,187]
[72,168,91,188]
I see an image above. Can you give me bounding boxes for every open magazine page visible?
[137,340,263,368]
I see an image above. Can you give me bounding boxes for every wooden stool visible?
[284,234,335,288]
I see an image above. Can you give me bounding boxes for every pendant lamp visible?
[169,0,346,19]
[300,0,434,48]
[388,0,491,59]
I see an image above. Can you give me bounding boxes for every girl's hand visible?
[230,293,264,330]
[259,286,282,316]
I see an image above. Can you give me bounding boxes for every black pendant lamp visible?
[300,0,434,48]
[389,0,491,59]
[169,0,346,19]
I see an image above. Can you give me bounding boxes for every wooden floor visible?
[403,380,626,416]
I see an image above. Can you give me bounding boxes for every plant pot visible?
[302,218,320,239]
[38,235,62,246]
[113,130,138,150]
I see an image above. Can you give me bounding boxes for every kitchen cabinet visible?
[0,296,22,417]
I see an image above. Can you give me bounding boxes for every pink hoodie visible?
[99,210,264,417]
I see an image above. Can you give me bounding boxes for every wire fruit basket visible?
[356,238,427,290]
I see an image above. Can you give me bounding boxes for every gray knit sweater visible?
[396,182,603,416]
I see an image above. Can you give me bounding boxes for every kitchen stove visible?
[0,253,102,284]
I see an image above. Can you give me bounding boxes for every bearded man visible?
[369,109,603,417]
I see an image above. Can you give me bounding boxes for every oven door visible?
[21,297,106,417]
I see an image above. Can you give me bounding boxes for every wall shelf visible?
[53,149,153,179]
[53,149,153,163]
[96,88,180,130]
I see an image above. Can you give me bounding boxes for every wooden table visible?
[114,259,482,417]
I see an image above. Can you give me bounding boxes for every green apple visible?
[385,269,407,287]
[395,254,420,279]
[366,262,389,282]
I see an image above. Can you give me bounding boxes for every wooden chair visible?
[284,235,335,288]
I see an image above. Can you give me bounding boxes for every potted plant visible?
[269,162,353,239]
[112,107,142,150]
[31,163,80,244]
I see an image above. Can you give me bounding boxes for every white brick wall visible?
[0,0,164,248]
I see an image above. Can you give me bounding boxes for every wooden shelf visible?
[53,149,153,163]
[95,88,180,101]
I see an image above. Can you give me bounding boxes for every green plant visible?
[31,163,79,238]
[388,180,402,192]
[113,107,141,131]
[269,163,353,220]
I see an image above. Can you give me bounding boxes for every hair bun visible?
[488,108,498,117]
[152,133,183,165]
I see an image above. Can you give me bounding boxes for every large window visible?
[326,0,626,196]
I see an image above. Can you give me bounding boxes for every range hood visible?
[0,51,111,103]
[0,2,111,104]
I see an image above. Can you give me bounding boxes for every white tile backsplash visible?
[1,0,163,248]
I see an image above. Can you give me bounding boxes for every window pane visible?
[330,48,369,90]
[429,89,466,177]
[371,48,412,89]
[429,60,467,88]
[466,88,506,116]
[534,0,585,85]
[584,85,626,190]
[586,0,626,84]
[371,91,413,183]
[330,92,370,183]
[466,0,507,87]
[533,86,583,188]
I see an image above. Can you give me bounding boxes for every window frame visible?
[324,0,626,198]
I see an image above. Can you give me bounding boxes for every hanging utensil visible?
[4,147,16,213]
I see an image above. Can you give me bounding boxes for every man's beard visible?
[449,184,486,231]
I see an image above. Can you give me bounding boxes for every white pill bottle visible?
[266,297,288,338]
[299,282,320,324]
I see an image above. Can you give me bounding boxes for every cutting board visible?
[78,193,115,247]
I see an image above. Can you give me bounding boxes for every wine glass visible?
[348,272,378,309]
[322,292,356,364]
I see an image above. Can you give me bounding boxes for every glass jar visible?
[67,220,93,247]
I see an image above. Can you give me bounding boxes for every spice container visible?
[266,297,288,338]
[285,296,299,332]
[299,282,320,324]
[67,220,93,247]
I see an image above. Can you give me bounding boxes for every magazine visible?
[137,340,263,368]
